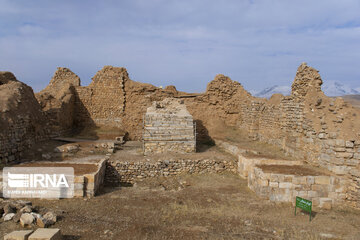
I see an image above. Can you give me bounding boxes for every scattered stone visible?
[37,212,57,228]
[4,213,16,221]
[20,205,33,213]
[66,144,79,152]
[13,211,22,223]
[15,200,32,208]
[4,203,16,214]
[30,212,42,220]
[319,233,336,239]
[41,153,51,160]
[20,213,35,227]
[244,220,252,226]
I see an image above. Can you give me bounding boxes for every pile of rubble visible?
[1,200,59,228]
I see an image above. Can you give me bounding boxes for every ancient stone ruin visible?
[143,98,196,155]
[0,62,360,210]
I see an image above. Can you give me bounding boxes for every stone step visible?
[4,230,33,240]
[28,228,62,240]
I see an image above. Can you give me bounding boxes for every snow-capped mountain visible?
[251,85,291,98]
[253,82,360,98]
[322,81,359,96]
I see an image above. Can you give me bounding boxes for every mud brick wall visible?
[74,66,126,127]
[143,100,196,155]
[0,72,49,164]
[105,158,236,185]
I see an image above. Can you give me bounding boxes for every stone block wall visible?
[0,116,48,163]
[143,99,196,155]
[248,166,348,209]
[234,64,360,208]
[105,158,236,185]
[217,139,350,209]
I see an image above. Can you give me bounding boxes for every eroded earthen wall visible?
[0,72,49,164]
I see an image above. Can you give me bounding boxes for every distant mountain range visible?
[251,81,360,98]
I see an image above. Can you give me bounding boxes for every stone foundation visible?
[105,158,236,185]
[216,139,350,209]
[248,166,347,209]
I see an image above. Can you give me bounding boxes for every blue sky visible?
[0,0,359,93]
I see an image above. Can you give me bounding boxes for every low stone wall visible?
[248,166,348,209]
[73,158,107,197]
[215,139,303,178]
[238,155,303,178]
[216,139,352,209]
[105,158,237,185]
[0,158,108,198]
[84,158,107,197]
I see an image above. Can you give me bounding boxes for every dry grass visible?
[1,173,359,239]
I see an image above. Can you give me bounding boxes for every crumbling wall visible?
[143,98,196,155]
[236,63,360,208]
[36,67,79,136]
[0,72,49,164]
[72,66,175,138]
[73,66,126,127]
[36,63,360,207]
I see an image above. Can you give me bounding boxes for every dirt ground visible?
[110,141,235,164]
[1,173,360,240]
[212,125,294,161]
[12,162,98,175]
[342,95,360,109]
[257,165,329,176]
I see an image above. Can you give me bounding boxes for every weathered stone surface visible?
[4,204,16,214]
[4,213,16,221]
[28,228,62,240]
[20,213,35,227]
[37,212,57,228]
[319,198,333,210]
[143,98,196,155]
[315,176,330,185]
[279,182,292,189]
[4,230,33,240]
[20,205,33,213]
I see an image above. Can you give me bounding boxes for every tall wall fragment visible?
[0,72,49,163]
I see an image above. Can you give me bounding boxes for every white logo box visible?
[3,167,74,199]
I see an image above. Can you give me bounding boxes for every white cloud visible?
[0,0,359,92]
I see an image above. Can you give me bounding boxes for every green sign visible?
[295,196,312,222]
